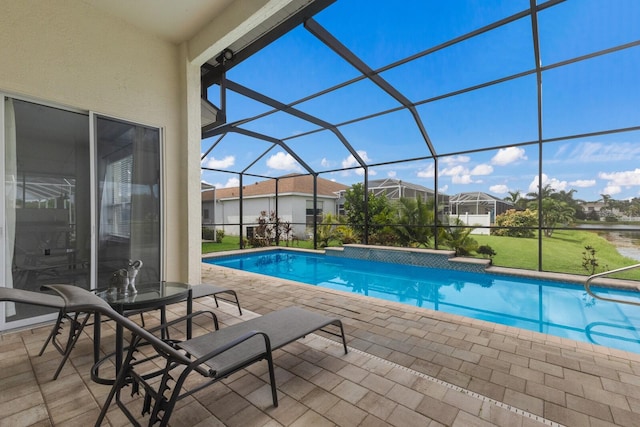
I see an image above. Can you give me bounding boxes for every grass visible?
[202,236,316,253]
[473,229,640,279]
[203,229,640,280]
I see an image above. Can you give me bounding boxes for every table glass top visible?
[96,281,190,308]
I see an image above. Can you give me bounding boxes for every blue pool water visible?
[205,250,640,353]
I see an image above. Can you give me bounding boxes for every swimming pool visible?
[204,250,640,354]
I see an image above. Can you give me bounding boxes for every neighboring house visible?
[336,178,449,215]
[581,201,609,216]
[201,183,216,228]
[368,178,437,201]
[204,174,349,239]
[448,192,514,235]
[449,192,514,222]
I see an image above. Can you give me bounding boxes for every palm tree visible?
[394,196,435,247]
[527,183,555,200]
[504,190,527,210]
[316,213,340,247]
[439,217,478,256]
[504,190,521,204]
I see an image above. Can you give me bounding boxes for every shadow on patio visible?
[1,264,639,426]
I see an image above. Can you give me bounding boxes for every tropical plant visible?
[503,190,528,210]
[528,198,575,237]
[477,245,496,260]
[393,196,435,248]
[343,183,392,242]
[439,217,478,256]
[316,213,340,247]
[336,224,358,244]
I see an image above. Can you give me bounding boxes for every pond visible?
[577,224,640,261]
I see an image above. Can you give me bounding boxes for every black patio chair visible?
[43,284,348,427]
[0,287,92,380]
[190,283,243,315]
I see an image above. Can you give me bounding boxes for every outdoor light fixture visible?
[216,48,234,64]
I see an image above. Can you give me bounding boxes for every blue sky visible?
[202,0,640,202]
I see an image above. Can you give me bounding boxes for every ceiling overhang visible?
[200,0,336,88]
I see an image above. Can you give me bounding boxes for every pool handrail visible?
[584,263,640,306]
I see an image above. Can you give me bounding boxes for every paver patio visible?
[1,263,639,426]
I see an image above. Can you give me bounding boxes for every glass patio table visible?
[92,281,192,385]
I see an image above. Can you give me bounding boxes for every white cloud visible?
[340,151,373,177]
[439,161,490,185]
[267,152,301,171]
[568,142,640,163]
[321,158,331,167]
[203,155,235,169]
[387,171,397,178]
[528,174,567,193]
[491,147,527,166]
[569,179,596,188]
[470,164,493,175]
[490,184,509,194]
[212,177,239,188]
[441,165,467,177]
[598,168,640,186]
[439,184,449,193]
[354,168,376,176]
[417,164,435,178]
[341,150,371,169]
[452,174,475,184]
[442,155,470,165]
[603,185,622,195]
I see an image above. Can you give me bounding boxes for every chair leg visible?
[231,291,242,315]
[38,310,65,356]
[212,291,243,315]
[266,351,278,407]
[52,312,91,380]
[96,347,136,426]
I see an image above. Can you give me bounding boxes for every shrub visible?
[492,209,537,238]
[215,228,224,243]
[477,245,496,259]
[202,227,216,240]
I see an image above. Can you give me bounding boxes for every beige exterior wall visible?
[0,0,291,285]
[0,0,187,281]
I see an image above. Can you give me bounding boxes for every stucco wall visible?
[0,0,189,281]
[1,0,308,288]
[217,195,339,239]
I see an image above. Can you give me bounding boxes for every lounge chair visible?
[43,284,348,427]
[190,283,243,315]
[0,287,92,380]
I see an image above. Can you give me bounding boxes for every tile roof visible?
[203,174,349,201]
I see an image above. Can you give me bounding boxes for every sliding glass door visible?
[2,98,161,328]
[95,116,161,288]
[3,98,91,323]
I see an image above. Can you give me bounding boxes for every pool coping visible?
[203,245,640,292]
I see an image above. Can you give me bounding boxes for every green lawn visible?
[203,229,640,280]
[202,236,316,253]
[473,230,640,279]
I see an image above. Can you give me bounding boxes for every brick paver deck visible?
[1,263,639,426]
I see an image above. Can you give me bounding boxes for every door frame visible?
[0,95,164,331]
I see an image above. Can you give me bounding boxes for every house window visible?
[306,200,323,227]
